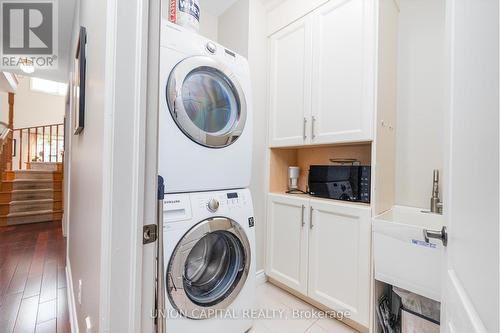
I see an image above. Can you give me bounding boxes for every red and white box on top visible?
[168,0,200,33]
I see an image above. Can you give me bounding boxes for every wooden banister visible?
[0,93,15,175]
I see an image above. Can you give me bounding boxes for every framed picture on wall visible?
[73,26,87,135]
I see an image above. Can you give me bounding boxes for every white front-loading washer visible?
[159,20,253,193]
[163,189,256,332]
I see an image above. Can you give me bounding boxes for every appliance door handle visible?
[301,205,305,227]
[309,206,314,229]
[423,226,448,246]
[303,118,307,140]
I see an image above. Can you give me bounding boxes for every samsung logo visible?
[165,200,181,204]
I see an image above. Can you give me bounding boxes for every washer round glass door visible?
[167,217,251,319]
[166,56,247,148]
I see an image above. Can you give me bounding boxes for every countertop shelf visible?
[268,191,372,208]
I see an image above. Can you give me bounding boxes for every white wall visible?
[0,92,8,124]
[199,11,219,41]
[11,77,65,129]
[216,0,268,272]
[247,0,268,272]
[218,0,250,56]
[395,0,446,209]
[66,0,107,330]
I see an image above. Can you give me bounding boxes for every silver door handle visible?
[309,206,314,229]
[301,205,305,227]
[423,226,448,246]
[311,116,316,140]
[303,118,307,139]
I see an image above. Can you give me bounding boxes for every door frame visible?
[98,0,152,331]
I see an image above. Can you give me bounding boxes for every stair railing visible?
[12,123,64,170]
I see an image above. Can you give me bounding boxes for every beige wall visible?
[12,77,65,129]
[395,0,446,209]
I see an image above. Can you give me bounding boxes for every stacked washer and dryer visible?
[158,18,256,333]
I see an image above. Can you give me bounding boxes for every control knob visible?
[206,42,217,54]
[207,198,220,213]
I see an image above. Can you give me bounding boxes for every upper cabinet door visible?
[266,194,310,295]
[307,200,371,327]
[310,0,375,144]
[268,17,313,147]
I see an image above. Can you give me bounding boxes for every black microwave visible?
[308,165,371,203]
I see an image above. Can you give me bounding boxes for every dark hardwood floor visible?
[0,221,70,333]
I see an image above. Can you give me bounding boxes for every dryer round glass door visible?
[166,217,251,319]
[166,56,247,148]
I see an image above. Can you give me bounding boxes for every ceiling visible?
[7,0,77,83]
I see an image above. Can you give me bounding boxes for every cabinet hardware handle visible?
[301,205,305,227]
[303,118,307,140]
[311,116,316,140]
[423,226,448,246]
[309,206,314,229]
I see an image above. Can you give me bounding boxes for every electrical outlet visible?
[77,279,82,305]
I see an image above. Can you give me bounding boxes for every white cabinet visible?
[310,0,375,144]
[266,194,309,294]
[268,17,313,147]
[308,198,371,327]
[266,193,371,327]
[268,0,375,147]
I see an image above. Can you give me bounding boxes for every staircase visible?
[0,169,63,226]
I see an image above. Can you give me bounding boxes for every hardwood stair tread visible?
[4,209,63,218]
[0,199,62,206]
[4,188,61,193]
[8,170,62,173]
[3,179,62,183]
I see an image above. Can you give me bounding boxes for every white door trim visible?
[65,260,79,333]
[444,270,488,333]
[99,0,150,331]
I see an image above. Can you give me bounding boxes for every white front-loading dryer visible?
[159,20,253,193]
[163,189,256,332]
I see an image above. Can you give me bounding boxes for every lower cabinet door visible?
[307,199,371,327]
[266,194,309,295]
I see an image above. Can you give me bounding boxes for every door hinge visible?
[143,224,158,244]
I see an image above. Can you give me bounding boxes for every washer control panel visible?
[195,190,248,214]
[164,189,253,229]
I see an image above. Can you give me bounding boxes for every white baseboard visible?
[256,269,268,286]
[66,258,79,333]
